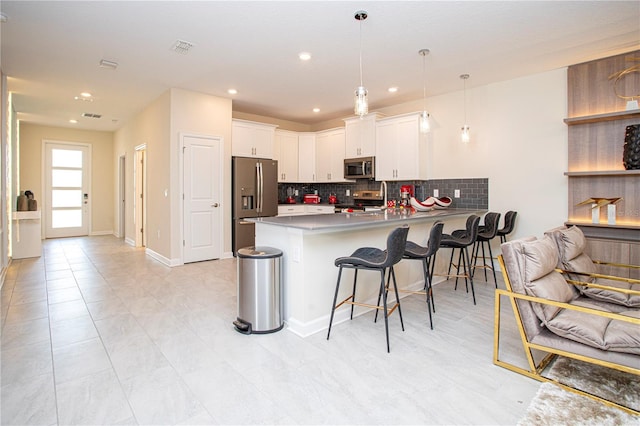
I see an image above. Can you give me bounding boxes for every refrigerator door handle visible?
[256,162,263,213]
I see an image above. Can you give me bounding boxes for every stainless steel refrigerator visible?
[232,156,278,254]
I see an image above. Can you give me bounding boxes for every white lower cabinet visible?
[304,205,335,214]
[278,205,335,216]
[278,205,307,216]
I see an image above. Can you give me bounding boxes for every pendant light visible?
[460,74,470,143]
[419,49,431,134]
[354,10,368,117]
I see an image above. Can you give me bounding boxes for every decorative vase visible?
[623,124,640,170]
[17,191,28,211]
[28,199,37,211]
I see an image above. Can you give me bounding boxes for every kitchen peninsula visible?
[250,208,482,337]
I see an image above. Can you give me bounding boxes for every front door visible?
[44,141,90,238]
[183,134,222,263]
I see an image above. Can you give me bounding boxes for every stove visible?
[336,190,384,213]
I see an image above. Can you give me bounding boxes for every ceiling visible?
[1,1,639,132]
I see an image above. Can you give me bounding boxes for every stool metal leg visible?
[463,245,476,305]
[389,266,404,332]
[487,241,497,288]
[327,265,344,340]
[350,269,358,320]
[374,268,393,323]
[380,269,390,353]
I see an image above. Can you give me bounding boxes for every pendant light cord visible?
[422,54,427,110]
[359,18,364,87]
[464,77,467,123]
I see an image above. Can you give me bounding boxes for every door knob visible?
[212,203,219,207]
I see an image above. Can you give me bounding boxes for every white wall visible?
[377,68,568,240]
[168,88,232,261]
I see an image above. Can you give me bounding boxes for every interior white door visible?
[44,142,90,238]
[183,135,222,263]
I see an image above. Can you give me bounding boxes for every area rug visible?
[518,357,640,425]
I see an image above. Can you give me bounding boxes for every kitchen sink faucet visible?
[380,180,387,207]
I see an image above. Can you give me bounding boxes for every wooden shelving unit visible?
[564,109,640,125]
[565,51,639,270]
[564,170,640,177]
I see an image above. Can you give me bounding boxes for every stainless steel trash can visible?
[233,246,283,334]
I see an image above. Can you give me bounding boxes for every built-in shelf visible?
[566,221,640,243]
[566,221,640,231]
[12,210,41,220]
[564,109,640,125]
[564,170,640,177]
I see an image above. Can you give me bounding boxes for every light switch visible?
[433,189,439,197]
[454,189,461,198]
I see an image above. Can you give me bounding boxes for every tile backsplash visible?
[278,178,488,209]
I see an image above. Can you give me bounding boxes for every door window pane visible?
[52,190,82,208]
[52,149,82,168]
[52,170,82,188]
[52,210,82,228]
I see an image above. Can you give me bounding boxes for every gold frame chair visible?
[494,255,640,416]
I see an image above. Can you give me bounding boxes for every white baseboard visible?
[90,230,113,236]
[145,247,181,267]
[124,238,135,247]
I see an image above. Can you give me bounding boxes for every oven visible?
[336,190,384,213]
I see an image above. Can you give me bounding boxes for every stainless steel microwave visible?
[344,157,375,179]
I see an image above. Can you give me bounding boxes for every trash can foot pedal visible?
[233,318,252,334]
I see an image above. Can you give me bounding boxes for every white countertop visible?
[250,208,480,231]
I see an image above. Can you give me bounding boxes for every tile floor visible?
[1,236,540,425]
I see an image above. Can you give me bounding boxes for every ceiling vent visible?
[99,59,118,70]
[82,113,102,119]
[171,39,194,54]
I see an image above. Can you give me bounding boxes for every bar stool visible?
[374,222,444,330]
[472,212,501,288]
[498,211,518,243]
[439,215,480,305]
[327,226,409,353]
[401,222,444,329]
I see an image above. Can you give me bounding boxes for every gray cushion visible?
[548,225,640,308]
[521,236,578,322]
[547,309,640,355]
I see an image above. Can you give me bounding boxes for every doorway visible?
[134,145,146,247]
[44,141,90,238]
[182,134,222,263]
[118,155,126,238]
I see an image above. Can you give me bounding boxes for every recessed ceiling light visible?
[80,92,92,98]
[69,119,78,124]
[388,87,399,93]
[299,52,311,61]
[313,108,320,113]
[228,89,238,95]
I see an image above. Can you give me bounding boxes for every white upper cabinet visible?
[344,113,382,158]
[298,133,316,183]
[232,119,277,158]
[274,130,299,182]
[315,128,348,182]
[375,113,427,181]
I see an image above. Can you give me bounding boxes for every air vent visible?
[82,113,102,119]
[171,39,194,54]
